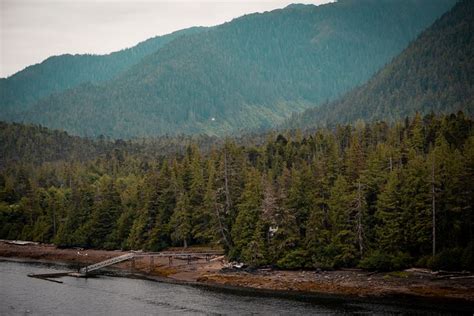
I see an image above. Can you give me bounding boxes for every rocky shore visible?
[1,241,473,303]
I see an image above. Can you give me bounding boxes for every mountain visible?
[288,0,473,129]
[2,0,456,138]
[0,27,205,117]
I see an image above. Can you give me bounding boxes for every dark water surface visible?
[0,260,470,315]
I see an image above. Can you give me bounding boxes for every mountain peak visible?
[284,3,315,10]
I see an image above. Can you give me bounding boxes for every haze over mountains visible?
[0,27,205,117]
[0,0,456,138]
[288,0,473,129]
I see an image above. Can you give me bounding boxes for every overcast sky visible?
[0,0,333,78]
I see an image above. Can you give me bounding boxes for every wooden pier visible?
[28,250,224,280]
[79,253,135,275]
[27,272,70,283]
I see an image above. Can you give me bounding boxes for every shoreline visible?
[4,256,473,314]
[1,241,473,306]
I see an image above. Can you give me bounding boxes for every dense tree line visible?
[1,112,472,271]
[2,1,455,138]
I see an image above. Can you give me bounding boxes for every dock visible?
[28,250,224,281]
[27,272,71,283]
[79,253,135,275]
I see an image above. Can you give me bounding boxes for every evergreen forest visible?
[1,112,473,271]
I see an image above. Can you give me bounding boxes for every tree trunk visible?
[432,156,436,257]
[215,204,231,249]
[224,149,232,214]
[356,180,364,256]
[52,208,56,237]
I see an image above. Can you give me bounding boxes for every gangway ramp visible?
[79,253,134,274]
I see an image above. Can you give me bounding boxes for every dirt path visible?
[1,241,473,303]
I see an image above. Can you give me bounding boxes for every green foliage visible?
[169,193,192,247]
[461,243,474,271]
[86,176,122,249]
[241,219,269,267]
[429,248,464,271]
[0,203,25,240]
[375,171,404,252]
[359,251,412,271]
[230,169,263,260]
[276,249,309,270]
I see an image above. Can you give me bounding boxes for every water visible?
[0,260,469,315]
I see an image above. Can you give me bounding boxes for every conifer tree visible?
[230,168,262,260]
[169,193,192,248]
[401,155,431,256]
[193,159,218,244]
[375,170,405,253]
[146,161,178,250]
[328,175,358,267]
[87,176,122,249]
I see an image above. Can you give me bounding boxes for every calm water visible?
[0,260,469,315]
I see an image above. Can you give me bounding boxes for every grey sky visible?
[0,0,332,78]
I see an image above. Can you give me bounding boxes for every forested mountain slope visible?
[8,0,456,138]
[0,121,224,166]
[0,27,205,117]
[288,0,473,129]
[0,122,107,165]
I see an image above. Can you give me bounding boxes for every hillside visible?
[5,0,455,138]
[0,27,205,118]
[288,0,473,129]
[0,121,223,167]
[0,122,101,165]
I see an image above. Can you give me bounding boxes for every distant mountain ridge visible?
[0,27,205,116]
[287,0,473,129]
[1,0,456,138]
